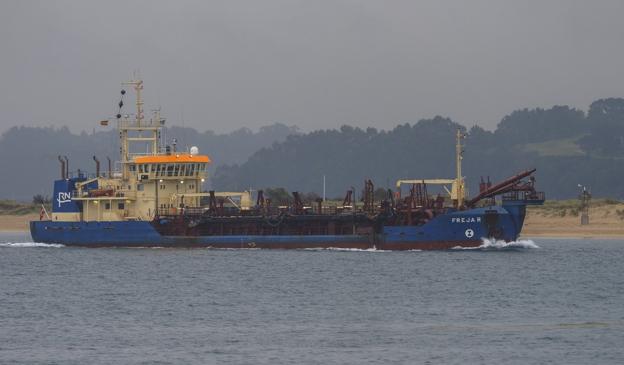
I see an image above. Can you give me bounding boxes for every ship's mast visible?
[117,79,161,180]
[455,129,466,207]
[125,79,144,126]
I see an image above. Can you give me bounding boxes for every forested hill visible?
[213,98,624,200]
[0,123,297,201]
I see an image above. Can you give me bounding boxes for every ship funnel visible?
[63,156,69,178]
[107,157,112,178]
[93,156,100,177]
[58,155,66,179]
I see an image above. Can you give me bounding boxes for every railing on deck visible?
[71,189,136,199]
[155,204,357,217]
[502,191,545,202]
[65,171,121,180]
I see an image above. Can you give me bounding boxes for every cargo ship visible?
[30,79,545,249]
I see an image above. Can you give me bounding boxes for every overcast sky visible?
[1,0,624,134]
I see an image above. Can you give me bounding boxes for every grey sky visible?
[1,0,623,134]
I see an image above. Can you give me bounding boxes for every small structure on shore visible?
[578,184,591,225]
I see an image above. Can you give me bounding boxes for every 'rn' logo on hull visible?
[57,192,72,207]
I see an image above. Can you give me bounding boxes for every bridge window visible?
[118,202,125,210]
[105,203,110,210]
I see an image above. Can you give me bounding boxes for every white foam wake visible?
[0,242,64,248]
[304,247,392,252]
[454,238,539,250]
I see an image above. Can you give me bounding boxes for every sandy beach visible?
[0,214,39,232]
[521,204,624,239]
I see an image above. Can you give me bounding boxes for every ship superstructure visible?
[31,79,545,249]
[49,79,213,224]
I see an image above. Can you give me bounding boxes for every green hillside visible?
[522,135,587,157]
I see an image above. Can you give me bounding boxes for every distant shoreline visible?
[0,214,38,233]
[521,234,624,240]
[521,203,624,240]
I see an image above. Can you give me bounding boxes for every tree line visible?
[3,98,624,202]
[213,98,624,200]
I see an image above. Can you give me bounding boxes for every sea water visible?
[1,231,623,364]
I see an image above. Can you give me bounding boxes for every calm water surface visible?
[1,232,623,364]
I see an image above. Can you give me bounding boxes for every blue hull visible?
[30,206,525,250]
